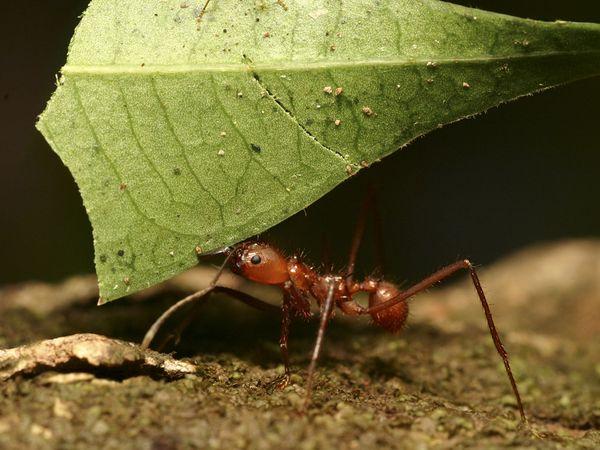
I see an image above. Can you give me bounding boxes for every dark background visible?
[1,1,599,287]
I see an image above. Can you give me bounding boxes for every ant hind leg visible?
[363,260,527,423]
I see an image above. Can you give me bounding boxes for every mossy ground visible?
[0,240,599,449]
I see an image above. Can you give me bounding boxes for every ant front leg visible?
[266,284,312,391]
[142,284,279,350]
[141,253,235,349]
[365,260,527,423]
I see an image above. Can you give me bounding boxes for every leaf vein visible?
[251,71,354,167]
[118,83,191,207]
[150,77,226,227]
[71,81,198,239]
[208,75,291,194]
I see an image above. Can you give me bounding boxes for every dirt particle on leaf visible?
[361,106,375,117]
[323,86,333,94]
[251,144,262,153]
[329,44,337,52]
[217,149,225,156]
[334,87,343,96]
[345,165,354,175]
[220,131,227,137]
[462,81,471,89]
[30,424,53,440]
[172,167,181,176]
[123,277,131,286]
[194,245,203,255]
[426,78,434,84]
[119,183,127,191]
[237,91,243,98]
[263,31,270,38]
[53,398,73,420]
[309,8,328,20]
[117,250,125,257]
[334,119,341,126]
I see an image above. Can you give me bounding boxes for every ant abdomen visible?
[369,282,409,333]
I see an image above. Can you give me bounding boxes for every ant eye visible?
[250,254,261,265]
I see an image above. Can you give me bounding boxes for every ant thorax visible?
[287,255,317,294]
[308,275,346,305]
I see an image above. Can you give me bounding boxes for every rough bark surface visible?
[0,240,599,449]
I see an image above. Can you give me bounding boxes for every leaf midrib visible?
[61,50,600,75]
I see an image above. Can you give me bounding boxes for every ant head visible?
[229,241,289,285]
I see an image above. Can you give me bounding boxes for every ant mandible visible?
[142,190,526,423]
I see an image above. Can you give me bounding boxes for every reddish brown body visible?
[231,242,408,333]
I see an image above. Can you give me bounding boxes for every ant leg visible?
[371,190,385,274]
[213,286,280,313]
[147,285,280,351]
[156,299,207,352]
[303,278,336,410]
[141,252,235,349]
[346,186,380,289]
[266,292,293,391]
[156,286,279,352]
[364,260,527,423]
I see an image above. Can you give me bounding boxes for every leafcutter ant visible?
[142,190,526,423]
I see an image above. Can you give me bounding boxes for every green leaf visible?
[37,0,600,302]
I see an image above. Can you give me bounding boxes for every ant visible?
[141,190,527,423]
